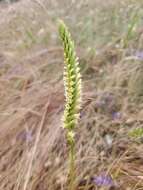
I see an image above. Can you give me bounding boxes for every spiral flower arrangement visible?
[59,20,82,190]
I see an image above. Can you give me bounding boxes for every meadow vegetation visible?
[0,0,143,189]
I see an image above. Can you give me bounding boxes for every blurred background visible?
[0,0,143,189]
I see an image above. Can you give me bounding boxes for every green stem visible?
[68,139,76,190]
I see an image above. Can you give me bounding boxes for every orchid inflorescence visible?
[59,20,82,190]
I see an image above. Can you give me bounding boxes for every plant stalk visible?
[68,139,75,190]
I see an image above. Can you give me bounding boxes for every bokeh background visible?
[0,0,143,189]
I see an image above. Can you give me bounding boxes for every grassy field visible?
[0,0,143,189]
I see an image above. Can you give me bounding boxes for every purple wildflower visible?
[17,130,33,142]
[92,174,114,187]
[112,112,122,120]
[25,131,33,142]
[135,51,143,60]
